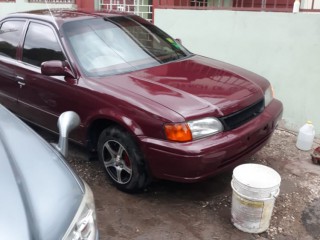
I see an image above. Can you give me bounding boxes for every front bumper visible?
[139,99,283,182]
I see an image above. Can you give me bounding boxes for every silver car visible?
[0,105,98,240]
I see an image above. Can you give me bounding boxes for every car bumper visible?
[139,99,283,182]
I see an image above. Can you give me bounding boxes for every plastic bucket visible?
[231,164,281,233]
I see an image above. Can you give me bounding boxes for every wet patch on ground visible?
[302,198,320,239]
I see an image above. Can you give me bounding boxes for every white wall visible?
[301,0,320,9]
[154,9,320,135]
[0,0,75,17]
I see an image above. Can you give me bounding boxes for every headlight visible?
[264,85,274,107]
[63,181,98,240]
[188,117,223,139]
[164,117,223,142]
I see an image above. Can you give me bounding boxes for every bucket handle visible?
[231,181,280,202]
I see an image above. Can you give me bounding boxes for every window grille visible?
[99,0,153,21]
[190,0,208,7]
[154,0,320,12]
[28,0,75,3]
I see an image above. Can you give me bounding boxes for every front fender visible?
[85,108,144,136]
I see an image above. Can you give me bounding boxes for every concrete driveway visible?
[38,128,320,240]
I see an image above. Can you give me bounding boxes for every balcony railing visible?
[154,0,320,12]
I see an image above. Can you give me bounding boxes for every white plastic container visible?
[293,0,300,13]
[296,121,315,151]
[231,164,281,233]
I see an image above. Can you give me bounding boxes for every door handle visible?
[15,76,25,88]
[16,76,24,81]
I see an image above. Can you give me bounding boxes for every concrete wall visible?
[154,9,320,135]
[0,0,75,17]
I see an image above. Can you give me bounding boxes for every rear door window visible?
[22,22,65,67]
[0,20,25,59]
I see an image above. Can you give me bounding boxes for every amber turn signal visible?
[164,123,192,142]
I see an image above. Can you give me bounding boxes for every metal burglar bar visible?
[233,0,294,9]
[190,0,208,6]
[28,0,75,3]
[99,0,153,21]
[154,0,320,12]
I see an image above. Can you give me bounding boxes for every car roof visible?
[3,9,132,28]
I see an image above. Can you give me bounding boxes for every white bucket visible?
[231,164,281,233]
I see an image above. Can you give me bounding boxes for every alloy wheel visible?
[102,140,132,184]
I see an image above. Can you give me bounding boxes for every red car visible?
[0,10,283,192]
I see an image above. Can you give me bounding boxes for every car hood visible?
[0,106,83,240]
[99,55,268,120]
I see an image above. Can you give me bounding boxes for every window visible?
[190,0,208,7]
[28,0,74,3]
[62,17,190,77]
[22,22,65,67]
[156,0,318,12]
[233,0,294,9]
[0,21,25,59]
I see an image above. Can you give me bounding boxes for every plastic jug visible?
[293,0,300,13]
[296,121,315,151]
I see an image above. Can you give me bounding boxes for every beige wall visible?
[154,9,320,135]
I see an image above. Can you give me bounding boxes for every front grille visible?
[220,99,264,131]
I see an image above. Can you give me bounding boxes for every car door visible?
[0,20,26,112]
[16,21,79,133]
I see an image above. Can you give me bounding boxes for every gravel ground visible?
[38,128,320,240]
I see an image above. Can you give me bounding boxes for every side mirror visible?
[175,38,182,45]
[41,60,75,78]
[52,111,80,157]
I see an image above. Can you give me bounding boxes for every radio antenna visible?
[44,0,58,29]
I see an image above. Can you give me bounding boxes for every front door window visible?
[22,22,65,67]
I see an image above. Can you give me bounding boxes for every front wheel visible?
[97,126,150,193]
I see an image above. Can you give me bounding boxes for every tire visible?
[97,126,150,193]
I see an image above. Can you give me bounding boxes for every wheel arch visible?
[85,113,144,152]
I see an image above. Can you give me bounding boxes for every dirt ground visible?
[39,127,320,240]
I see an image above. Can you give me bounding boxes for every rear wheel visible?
[97,126,150,193]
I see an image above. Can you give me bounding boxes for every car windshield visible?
[62,15,191,77]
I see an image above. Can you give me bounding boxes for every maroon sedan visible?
[0,10,282,192]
